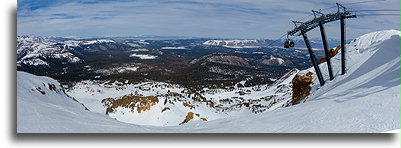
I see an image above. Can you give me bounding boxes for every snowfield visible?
[203,40,261,48]
[17,30,400,133]
[17,36,81,66]
[130,53,158,59]
[161,46,188,50]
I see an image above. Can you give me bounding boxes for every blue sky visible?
[17,0,399,39]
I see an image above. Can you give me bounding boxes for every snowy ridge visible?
[17,36,120,66]
[17,71,148,133]
[17,36,81,66]
[160,46,187,50]
[261,55,293,66]
[203,40,261,48]
[167,30,399,132]
[301,30,400,102]
[81,39,115,45]
[130,53,158,59]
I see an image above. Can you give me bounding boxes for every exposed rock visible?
[318,45,341,64]
[161,107,170,112]
[48,83,56,91]
[291,72,314,105]
[102,95,159,114]
[179,112,195,125]
[35,87,46,95]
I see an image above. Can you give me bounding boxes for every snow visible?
[203,40,260,48]
[203,40,258,45]
[17,30,400,133]
[274,30,400,132]
[82,39,115,45]
[17,71,151,133]
[94,65,139,75]
[172,30,399,133]
[17,36,81,66]
[131,48,149,52]
[66,81,227,126]
[130,53,157,59]
[63,40,81,47]
[161,46,187,50]
[262,55,285,65]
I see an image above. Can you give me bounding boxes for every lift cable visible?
[266,0,390,47]
[352,9,399,12]
[320,0,388,11]
[357,14,399,16]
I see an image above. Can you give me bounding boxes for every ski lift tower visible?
[286,3,356,86]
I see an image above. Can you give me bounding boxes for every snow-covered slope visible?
[261,55,293,66]
[17,71,153,133]
[66,67,298,126]
[186,30,400,132]
[17,36,123,67]
[17,36,81,66]
[66,81,225,126]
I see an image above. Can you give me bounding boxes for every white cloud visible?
[17,0,399,39]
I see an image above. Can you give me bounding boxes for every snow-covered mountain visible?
[17,36,127,66]
[17,30,400,133]
[261,55,293,66]
[203,40,263,48]
[17,36,81,66]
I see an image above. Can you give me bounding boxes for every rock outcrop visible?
[318,45,341,64]
[102,95,159,114]
[291,72,314,105]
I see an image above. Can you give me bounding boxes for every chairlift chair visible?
[284,39,294,48]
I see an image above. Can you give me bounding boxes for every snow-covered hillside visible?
[66,68,297,126]
[66,81,225,126]
[17,36,121,66]
[203,40,261,48]
[17,30,400,133]
[17,71,153,133]
[178,30,400,132]
[17,36,80,66]
[261,55,293,66]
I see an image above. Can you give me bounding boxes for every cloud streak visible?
[17,0,399,39]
